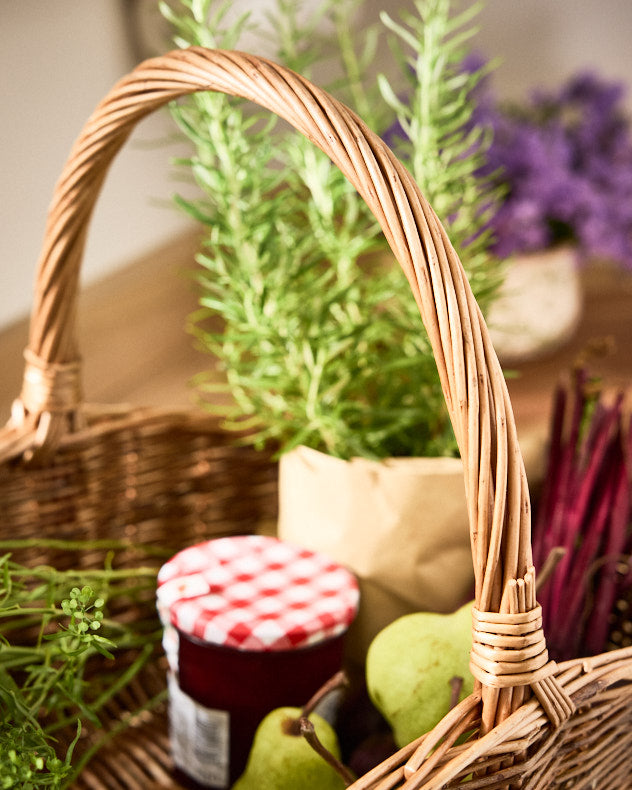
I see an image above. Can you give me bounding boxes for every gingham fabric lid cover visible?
[157,535,359,652]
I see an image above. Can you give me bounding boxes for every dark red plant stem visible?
[538,377,586,628]
[545,391,622,645]
[554,446,617,658]
[583,441,630,655]
[535,379,579,621]
[617,416,632,588]
[532,368,631,661]
[563,405,623,596]
[532,382,567,572]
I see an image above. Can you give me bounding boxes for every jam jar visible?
[157,535,359,789]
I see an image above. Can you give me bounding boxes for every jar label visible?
[168,673,230,788]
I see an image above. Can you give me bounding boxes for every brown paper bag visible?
[277,446,474,663]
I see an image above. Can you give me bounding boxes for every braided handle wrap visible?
[17,48,568,731]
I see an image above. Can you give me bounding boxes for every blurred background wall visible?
[2,0,631,331]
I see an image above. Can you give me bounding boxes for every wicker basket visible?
[1,48,632,789]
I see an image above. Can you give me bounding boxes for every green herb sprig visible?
[0,541,164,789]
[378,0,505,313]
[163,0,502,460]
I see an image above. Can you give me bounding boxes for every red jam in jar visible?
[157,535,359,789]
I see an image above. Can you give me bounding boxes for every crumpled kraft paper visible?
[277,445,474,663]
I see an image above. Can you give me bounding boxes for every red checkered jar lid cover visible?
[157,535,359,652]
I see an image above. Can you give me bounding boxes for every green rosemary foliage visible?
[0,542,163,789]
[379,0,504,313]
[163,0,500,460]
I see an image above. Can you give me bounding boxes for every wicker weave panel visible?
[1,408,277,565]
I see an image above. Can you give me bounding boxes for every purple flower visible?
[484,71,632,269]
[385,62,632,270]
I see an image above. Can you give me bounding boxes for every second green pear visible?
[232,706,347,790]
[366,601,474,747]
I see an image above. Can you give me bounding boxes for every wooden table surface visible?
[1,231,631,483]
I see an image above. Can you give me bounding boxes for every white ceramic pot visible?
[487,245,583,363]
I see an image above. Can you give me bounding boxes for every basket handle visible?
[9,48,568,730]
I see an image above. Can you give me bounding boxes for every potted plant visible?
[159,0,504,657]
[472,67,632,360]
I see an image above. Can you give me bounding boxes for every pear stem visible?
[449,675,463,711]
[301,670,348,718]
[299,716,355,786]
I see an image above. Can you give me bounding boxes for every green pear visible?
[232,707,347,789]
[366,601,474,747]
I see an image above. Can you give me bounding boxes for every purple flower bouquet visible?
[475,68,632,268]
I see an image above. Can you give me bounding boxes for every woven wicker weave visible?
[1,48,632,789]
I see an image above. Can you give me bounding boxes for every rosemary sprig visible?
[378,0,505,314]
[163,0,502,460]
